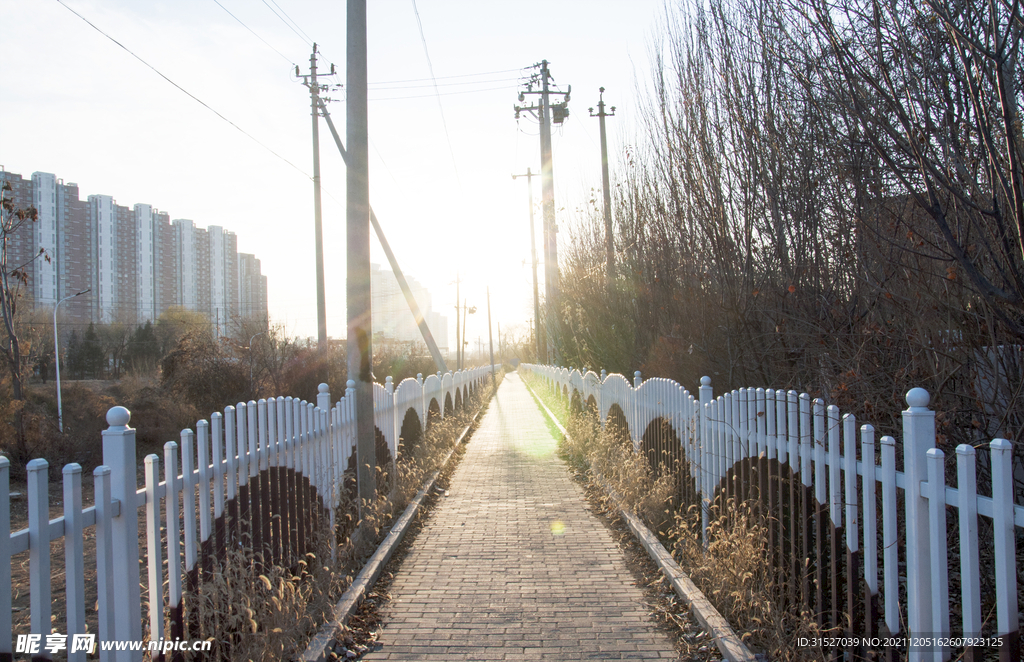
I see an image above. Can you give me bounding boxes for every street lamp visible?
[54,288,91,433]
[249,331,265,397]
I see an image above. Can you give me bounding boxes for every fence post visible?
[102,406,143,661]
[991,438,1019,659]
[699,376,712,548]
[0,456,9,660]
[27,458,50,650]
[902,388,933,661]
[633,371,642,451]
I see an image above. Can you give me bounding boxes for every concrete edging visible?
[523,376,757,662]
[299,407,483,662]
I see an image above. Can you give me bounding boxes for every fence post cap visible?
[905,388,930,408]
[318,383,329,394]
[62,463,82,475]
[27,458,48,471]
[385,376,392,384]
[93,465,111,477]
[991,438,1011,451]
[106,406,131,428]
[347,380,356,388]
[700,376,711,386]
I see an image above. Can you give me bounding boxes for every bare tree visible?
[0,180,48,460]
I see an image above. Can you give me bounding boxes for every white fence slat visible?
[787,391,799,473]
[93,466,114,661]
[236,403,249,489]
[27,458,51,644]
[881,435,899,635]
[861,426,876,595]
[165,442,182,627]
[212,413,225,523]
[955,444,981,639]
[799,395,812,488]
[775,391,787,468]
[63,463,86,662]
[144,454,164,649]
[0,457,11,658]
[247,400,258,480]
[766,389,777,462]
[258,399,268,473]
[756,388,766,460]
[181,429,197,573]
[197,420,212,546]
[843,415,858,553]
[828,405,841,528]
[813,399,826,506]
[926,448,949,660]
[990,438,1019,640]
[225,406,237,502]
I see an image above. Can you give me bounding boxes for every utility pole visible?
[347,0,375,510]
[298,44,333,353]
[487,287,495,387]
[512,168,544,363]
[454,274,460,370]
[589,88,616,285]
[515,61,570,364]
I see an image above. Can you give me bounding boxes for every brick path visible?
[361,372,678,661]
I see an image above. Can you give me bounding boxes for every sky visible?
[1,0,666,359]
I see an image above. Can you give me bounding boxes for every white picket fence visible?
[522,363,1023,661]
[1,366,490,662]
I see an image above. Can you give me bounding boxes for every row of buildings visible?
[1,169,267,334]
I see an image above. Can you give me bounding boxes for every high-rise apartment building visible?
[369,263,448,353]
[1,168,269,332]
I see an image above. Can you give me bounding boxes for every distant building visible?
[369,263,447,353]
[0,168,268,332]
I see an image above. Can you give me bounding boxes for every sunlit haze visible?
[1,0,662,356]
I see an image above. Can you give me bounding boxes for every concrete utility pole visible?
[454,274,460,370]
[589,88,616,285]
[515,61,570,364]
[347,0,375,509]
[298,44,332,353]
[487,287,495,386]
[512,168,544,363]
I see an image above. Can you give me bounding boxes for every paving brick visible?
[362,373,677,661]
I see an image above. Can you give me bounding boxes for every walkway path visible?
[362,372,678,661]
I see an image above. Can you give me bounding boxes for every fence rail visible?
[522,363,1022,662]
[1,366,490,662]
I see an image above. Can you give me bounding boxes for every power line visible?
[56,0,311,182]
[410,0,460,186]
[259,0,311,47]
[369,84,516,102]
[266,0,314,45]
[212,0,297,66]
[369,76,519,91]
[369,67,525,85]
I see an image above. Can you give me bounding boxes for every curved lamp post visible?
[54,288,91,433]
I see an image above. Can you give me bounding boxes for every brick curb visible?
[523,376,757,662]
[298,405,484,662]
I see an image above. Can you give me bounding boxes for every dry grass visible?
[184,375,501,661]
[523,370,822,661]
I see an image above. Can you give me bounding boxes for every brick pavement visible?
[361,372,678,661]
